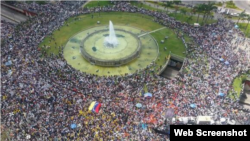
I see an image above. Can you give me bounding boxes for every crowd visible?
[1,1,250,140]
[1,20,16,40]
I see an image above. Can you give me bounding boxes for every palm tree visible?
[164,1,173,13]
[173,0,181,5]
[237,10,246,24]
[180,8,187,16]
[186,16,193,24]
[191,7,197,17]
[245,14,250,31]
[174,5,179,15]
[194,4,203,23]
[201,4,208,22]
[204,2,217,23]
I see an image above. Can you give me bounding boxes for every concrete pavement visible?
[234,0,250,14]
[1,5,28,23]
[142,1,249,23]
[1,14,18,24]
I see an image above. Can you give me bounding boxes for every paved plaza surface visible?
[1,4,28,24]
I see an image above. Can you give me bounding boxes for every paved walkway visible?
[82,0,91,8]
[138,27,166,37]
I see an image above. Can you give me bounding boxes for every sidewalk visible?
[142,1,249,23]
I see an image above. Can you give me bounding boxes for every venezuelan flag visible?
[88,101,96,111]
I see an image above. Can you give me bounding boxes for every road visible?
[181,0,222,6]
[234,0,250,14]
[1,5,28,24]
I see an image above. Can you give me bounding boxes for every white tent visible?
[194,23,200,27]
[196,116,212,124]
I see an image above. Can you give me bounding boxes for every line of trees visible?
[193,2,217,24]
[162,1,217,24]
[4,0,16,4]
[236,10,250,31]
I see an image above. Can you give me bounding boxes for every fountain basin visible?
[63,25,159,76]
[80,29,141,66]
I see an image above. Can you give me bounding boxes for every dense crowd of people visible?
[1,20,16,40]
[1,1,250,140]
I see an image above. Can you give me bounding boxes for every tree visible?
[174,5,179,15]
[4,0,16,4]
[186,16,193,24]
[180,8,187,16]
[237,10,246,24]
[164,1,173,13]
[191,7,197,17]
[194,4,204,23]
[204,2,217,23]
[173,0,181,5]
[201,4,208,22]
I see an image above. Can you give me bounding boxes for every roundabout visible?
[3,2,250,141]
[63,24,159,76]
[40,12,186,76]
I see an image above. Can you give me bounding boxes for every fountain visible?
[104,21,118,48]
[64,20,159,75]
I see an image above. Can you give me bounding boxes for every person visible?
[1,1,250,140]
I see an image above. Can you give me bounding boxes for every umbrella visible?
[181,117,188,124]
[228,120,235,125]
[219,92,225,97]
[5,61,12,66]
[211,120,215,125]
[235,25,239,28]
[8,70,12,76]
[70,123,77,129]
[144,92,152,98]
[220,118,226,123]
[219,58,224,62]
[165,108,175,119]
[136,103,142,108]
[190,104,196,108]
[141,123,147,130]
[225,61,229,65]
[26,134,31,139]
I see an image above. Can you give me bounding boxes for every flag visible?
[88,101,96,111]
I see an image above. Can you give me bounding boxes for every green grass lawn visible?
[131,1,161,11]
[215,2,223,7]
[1,133,8,141]
[151,28,186,66]
[84,1,216,26]
[238,23,250,38]
[232,74,248,99]
[145,1,209,14]
[26,1,46,4]
[226,1,242,10]
[39,12,186,69]
[168,13,216,25]
[225,15,240,20]
[84,1,112,8]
